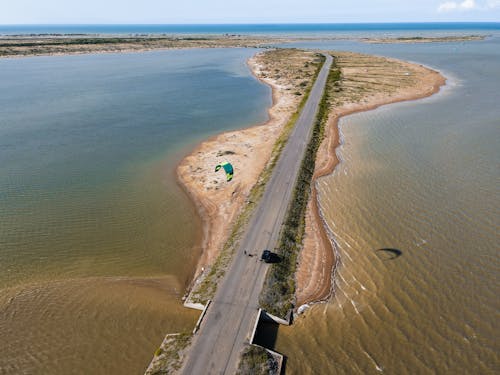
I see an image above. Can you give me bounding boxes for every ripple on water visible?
[275,86,499,373]
[0,276,199,374]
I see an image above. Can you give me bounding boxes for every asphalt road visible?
[180,53,333,375]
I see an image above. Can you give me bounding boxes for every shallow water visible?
[0,48,270,374]
[1,29,499,374]
[274,37,500,373]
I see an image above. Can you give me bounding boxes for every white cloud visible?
[438,1,458,11]
[487,0,500,8]
[438,0,478,11]
[438,0,500,11]
[461,0,477,8]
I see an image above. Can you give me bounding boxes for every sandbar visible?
[177,49,446,309]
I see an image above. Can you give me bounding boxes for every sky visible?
[1,0,499,24]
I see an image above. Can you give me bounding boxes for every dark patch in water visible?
[376,248,403,260]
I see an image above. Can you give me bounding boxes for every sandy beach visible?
[178,49,446,309]
[177,49,321,279]
[296,52,446,306]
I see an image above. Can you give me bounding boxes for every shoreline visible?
[296,55,446,307]
[0,35,279,58]
[176,49,446,308]
[0,44,268,60]
[360,35,486,44]
[176,50,315,281]
[175,80,280,278]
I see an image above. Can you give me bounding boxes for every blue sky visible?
[1,0,499,24]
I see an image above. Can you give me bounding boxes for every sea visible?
[1,22,499,37]
[0,23,499,374]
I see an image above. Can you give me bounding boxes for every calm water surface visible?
[0,48,270,374]
[1,28,499,374]
[1,22,499,37]
[274,37,499,373]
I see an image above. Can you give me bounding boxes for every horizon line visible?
[1,21,500,26]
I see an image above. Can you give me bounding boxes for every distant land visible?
[1,21,498,375]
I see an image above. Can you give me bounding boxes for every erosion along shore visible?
[178,49,446,310]
[146,49,446,374]
[177,49,324,298]
[296,51,446,308]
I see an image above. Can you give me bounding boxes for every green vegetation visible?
[0,37,159,48]
[0,36,212,48]
[188,52,325,305]
[237,345,279,375]
[259,57,341,318]
[254,53,325,192]
[0,35,275,57]
[145,333,192,375]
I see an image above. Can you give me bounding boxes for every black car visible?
[261,250,271,262]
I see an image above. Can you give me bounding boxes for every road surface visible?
[181,53,333,375]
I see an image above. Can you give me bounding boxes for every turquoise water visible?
[0,48,270,374]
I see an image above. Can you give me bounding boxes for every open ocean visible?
[1,22,499,36]
[0,23,499,374]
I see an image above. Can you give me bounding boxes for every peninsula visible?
[146,47,445,374]
[361,34,486,43]
[0,34,447,374]
[0,34,283,57]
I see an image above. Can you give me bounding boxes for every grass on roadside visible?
[145,333,192,375]
[188,51,326,305]
[237,345,279,375]
[259,57,341,318]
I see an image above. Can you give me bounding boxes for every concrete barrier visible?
[192,300,211,334]
[248,309,285,374]
[249,309,263,344]
[183,301,205,311]
[260,309,292,326]
[182,268,209,311]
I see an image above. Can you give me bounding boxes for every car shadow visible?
[267,253,281,263]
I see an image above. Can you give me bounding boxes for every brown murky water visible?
[0,155,203,374]
[274,38,500,374]
[1,34,498,375]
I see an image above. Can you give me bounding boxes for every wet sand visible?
[176,49,320,278]
[178,49,446,308]
[296,52,446,306]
